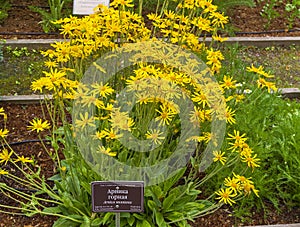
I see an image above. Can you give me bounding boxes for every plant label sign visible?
[91,181,144,213]
[73,0,110,15]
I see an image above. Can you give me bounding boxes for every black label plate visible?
[91,181,144,213]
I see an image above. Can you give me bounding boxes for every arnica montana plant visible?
[0,0,277,226]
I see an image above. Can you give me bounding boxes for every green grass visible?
[237,45,300,88]
[220,44,300,88]
[0,46,45,95]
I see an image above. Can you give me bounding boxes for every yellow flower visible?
[0,107,7,121]
[191,91,209,108]
[241,154,260,169]
[257,78,277,93]
[183,0,195,9]
[97,145,117,157]
[44,60,58,68]
[27,119,51,133]
[233,173,251,184]
[31,77,49,93]
[212,35,228,42]
[213,150,227,165]
[110,0,134,8]
[198,132,212,143]
[155,104,177,126]
[164,10,176,20]
[239,143,253,157]
[203,1,218,14]
[264,80,277,93]
[0,149,13,165]
[74,112,95,130]
[110,109,134,131]
[94,130,107,140]
[40,49,55,58]
[209,11,228,28]
[206,48,224,73]
[80,95,98,108]
[257,77,267,88]
[228,140,246,152]
[0,169,8,175]
[91,82,114,98]
[192,17,212,32]
[43,68,68,89]
[60,22,75,37]
[102,128,122,140]
[189,107,211,127]
[224,177,241,192]
[104,103,114,111]
[242,181,259,197]
[0,128,9,138]
[228,130,247,142]
[147,13,161,21]
[206,48,224,61]
[215,188,236,206]
[234,94,245,103]
[220,75,236,90]
[246,64,274,78]
[14,155,34,164]
[146,129,165,145]
[225,106,236,124]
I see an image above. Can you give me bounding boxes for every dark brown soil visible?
[228,1,300,37]
[0,102,300,226]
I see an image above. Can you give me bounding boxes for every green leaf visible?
[61,192,74,208]
[186,182,201,196]
[133,213,144,221]
[163,168,186,193]
[127,215,135,226]
[141,219,152,227]
[177,220,189,227]
[81,181,92,194]
[147,199,158,212]
[150,185,163,199]
[136,221,143,227]
[162,192,176,211]
[102,212,114,224]
[54,181,65,192]
[120,212,131,218]
[43,206,62,214]
[155,212,166,227]
[68,169,82,197]
[53,217,79,227]
[80,215,91,227]
[165,211,184,222]
[91,218,102,226]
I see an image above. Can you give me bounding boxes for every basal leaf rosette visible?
[72,40,226,186]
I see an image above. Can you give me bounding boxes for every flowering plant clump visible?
[0,0,278,226]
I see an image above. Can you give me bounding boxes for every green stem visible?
[138,0,143,16]
[0,204,82,224]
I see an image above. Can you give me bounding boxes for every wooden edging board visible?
[0,95,52,104]
[3,37,300,49]
[245,224,300,227]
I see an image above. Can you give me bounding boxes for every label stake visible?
[116,212,120,227]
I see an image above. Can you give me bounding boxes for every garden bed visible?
[0,101,300,227]
[0,0,300,39]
